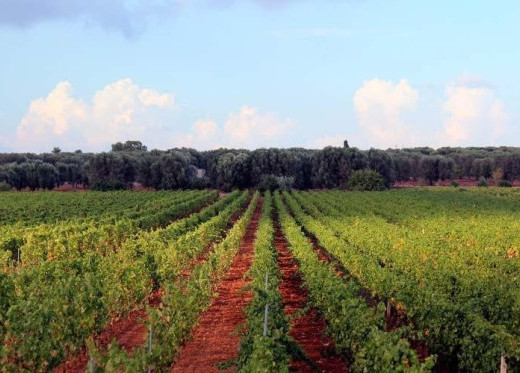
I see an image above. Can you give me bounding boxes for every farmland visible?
[1,188,520,372]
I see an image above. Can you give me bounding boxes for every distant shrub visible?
[347,169,386,191]
[451,180,459,187]
[277,176,295,191]
[477,177,488,187]
[257,175,294,192]
[498,180,513,188]
[0,182,12,192]
[190,176,211,190]
[90,180,126,191]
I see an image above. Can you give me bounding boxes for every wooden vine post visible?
[263,272,269,337]
[500,354,507,373]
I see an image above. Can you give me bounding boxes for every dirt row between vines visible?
[173,203,349,372]
[53,292,160,373]
[56,195,349,373]
[274,216,349,373]
[171,197,263,372]
[54,195,245,373]
[301,220,432,367]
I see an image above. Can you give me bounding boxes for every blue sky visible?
[0,0,519,152]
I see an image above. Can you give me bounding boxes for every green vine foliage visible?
[236,191,292,372]
[275,191,433,372]
[92,192,260,371]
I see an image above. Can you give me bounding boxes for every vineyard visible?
[1,188,520,372]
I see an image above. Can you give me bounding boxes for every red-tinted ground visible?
[53,308,148,373]
[52,183,89,191]
[178,194,251,281]
[394,178,520,188]
[171,198,263,372]
[54,195,244,372]
[305,228,432,365]
[274,218,349,373]
[311,239,345,279]
[218,191,230,199]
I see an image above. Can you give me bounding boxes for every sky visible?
[0,0,519,152]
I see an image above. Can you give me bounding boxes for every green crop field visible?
[1,188,519,372]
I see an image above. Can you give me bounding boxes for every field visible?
[1,188,520,372]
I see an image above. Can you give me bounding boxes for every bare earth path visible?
[274,216,349,373]
[53,314,146,373]
[304,226,431,367]
[56,196,250,373]
[171,198,263,372]
[53,292,161,373]
[55,195,250,373]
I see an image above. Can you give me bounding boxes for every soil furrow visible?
[54,196,249,372]
[299,217,431,365]
[171,197,263,372]
[178,193,252,281]
[54,288,163,372]
[53,309,148,373]
[274,216,348,373]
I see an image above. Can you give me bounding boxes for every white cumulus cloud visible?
[442,78,508,145]
[175,106,294,150]
[224,106,293,147]
[16,79,176,151]
[176,119,222,150]
[353,79,419,147]
[18,82,87,138]
[309,134,346,148]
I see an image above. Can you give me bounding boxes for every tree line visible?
[1,140,520,191]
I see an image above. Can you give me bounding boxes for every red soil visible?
[178,194,251,281]
[171,198,263,372]
[218,191,230,199]
[305,230,431,365]
[53,309,148,373]
[310,237,345,279]
[274,218,349,373]
[52,183,89,191]
[55,195,247,372]
[394,178,520,188]
[54,289,163,373]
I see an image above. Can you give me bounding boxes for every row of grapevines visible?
[0,191,247,370]
[0,190,190,226]
[286,191,520,372]
[131,190,216,230]
[298,189,520,345]
[154,189,242,243]
[1,252,150,371]
[274,192,432,372]
[1,190,217,268]
[128,190,250,289]
[0,189,205,240]
[236,191,292,372]
[88,192,261,371]
[0,190,205,265]
[80,189,204,225]
[313,190,520,334]
[0,190,195,262]
[75,189,249,367]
